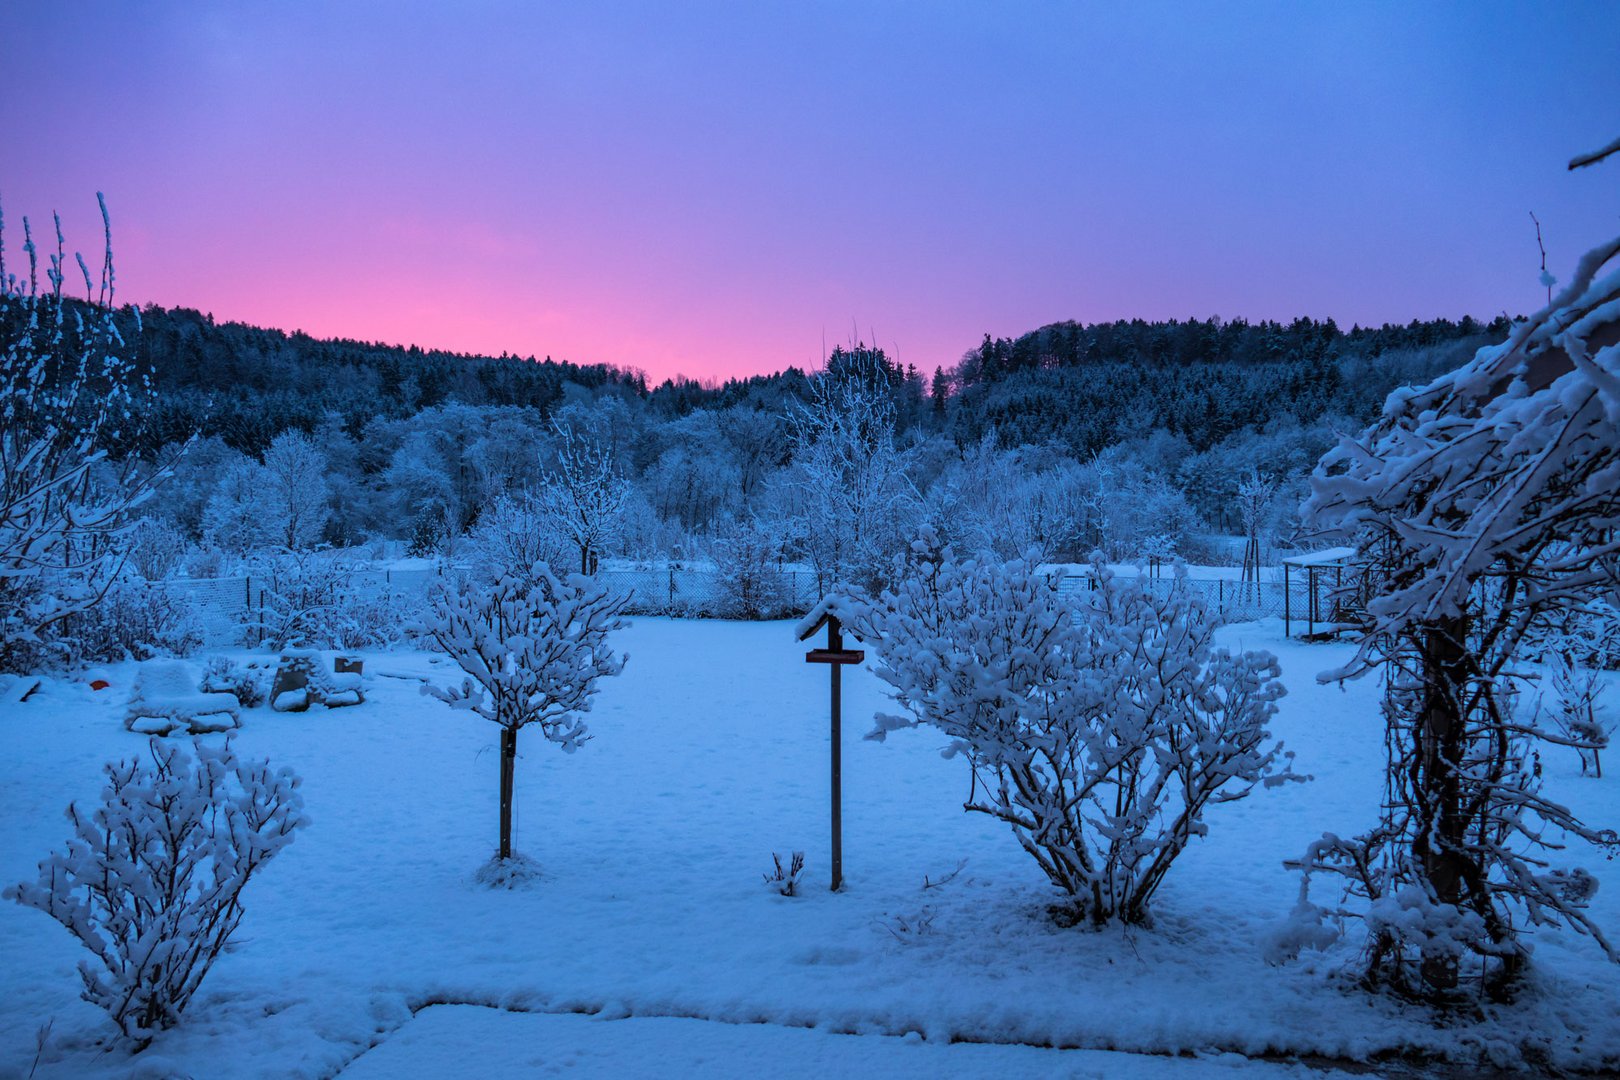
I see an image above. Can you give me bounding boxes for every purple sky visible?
[6,2,1618,383]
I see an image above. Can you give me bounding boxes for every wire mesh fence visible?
[158,563,1320,648]
[1055,572,1313,628]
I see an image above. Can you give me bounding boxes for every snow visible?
[340,1006,1316,1078]
[123,659,240,735]
[792,593,864,642]
[3,618,1618,1076]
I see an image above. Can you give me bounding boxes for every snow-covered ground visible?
[2,618,1616,1078]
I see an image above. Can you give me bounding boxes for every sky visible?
[5,2,1618,384]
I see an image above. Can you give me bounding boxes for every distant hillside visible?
[115,305,645,453]
[99,304,1507,461]
[945,316,1509,454]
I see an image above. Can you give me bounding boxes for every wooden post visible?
[830,636,843,892]
[803,610,864,893]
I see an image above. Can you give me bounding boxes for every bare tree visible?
[538,419,630,575]
[787,345,916,593]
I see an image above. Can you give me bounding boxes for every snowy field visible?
[2,618,1617,1078]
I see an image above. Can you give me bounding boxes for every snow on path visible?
[337,1005,1320,1078]
[1,618,1616,1077]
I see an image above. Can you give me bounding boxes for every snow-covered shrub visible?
[53,577,203,665]
[420,565,628,868]
[1548,654,1610,778]
[406,505,447,558]
[764,851,805,896]
[466,493,569,582]
[712,519,791,618]
[198,655,267,709]
[243,549,406,651]
[4,739,307,1044]
[862,532,1297,927]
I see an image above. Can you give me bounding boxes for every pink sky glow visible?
[6,3,1619,383]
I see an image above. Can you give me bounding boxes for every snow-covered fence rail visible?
[156,565,1303,648]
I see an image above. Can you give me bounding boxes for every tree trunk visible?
[498,725,517,861]
[1415,616,1469,992]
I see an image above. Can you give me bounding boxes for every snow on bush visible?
[763,851,806,896]
[52,577,204,666]
[860,531,1299,926]
[198,655,268,709]
[420,565,628,871]
[1547,652,1611,778]
[241,548,407,651]
[712,518,793,619]
[4,739,307,1044]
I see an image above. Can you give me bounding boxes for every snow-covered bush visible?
[861,532,1297,926]
[198,655,268,709]
[712,518,792,618]
[121,517,191,582]
[52,577,203,665]
[4,739,307,1044]
[764,851,805,896]
[466,493,570,582]
[1548,654,1610,778]
[420,565,628,869]
[242,549,406,651]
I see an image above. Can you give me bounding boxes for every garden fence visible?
[157,564,1315,648]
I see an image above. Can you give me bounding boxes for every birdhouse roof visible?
[794,594,864,642]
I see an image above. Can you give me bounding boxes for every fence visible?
[1056,572,1313,628]
[158,563,1317,648]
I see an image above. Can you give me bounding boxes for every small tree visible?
[260,431,331,551]
[862,533,1298,926]
[712,517,790,618]
[787,345,917,595]
[421,566,628,873]
[537,419,629,575]
[5,739,307,1044]
[1547,652,1610,778]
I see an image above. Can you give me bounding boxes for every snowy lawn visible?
[2,618,1617,1077]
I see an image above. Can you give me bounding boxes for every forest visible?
[100,303,1501,576]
